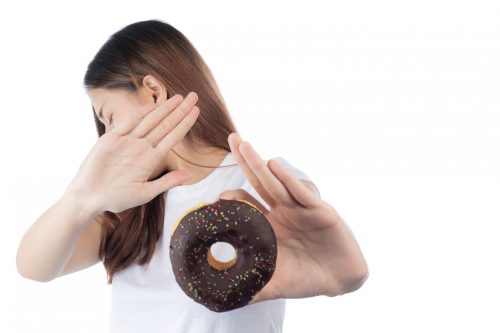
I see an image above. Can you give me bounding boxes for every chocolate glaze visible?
[169,198,277,312]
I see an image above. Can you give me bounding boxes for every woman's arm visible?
[16,190,102,282]
[16,94,204,283]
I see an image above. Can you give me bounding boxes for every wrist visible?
[61,187,103,225]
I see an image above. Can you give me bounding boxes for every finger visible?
[154,106,200,156]
[227,133,276,207]
[143,169,192,200]
[111,101,157,136]
[267,159,320,208]
[217,189,270,215]
[248,280,280,305]
[145,92,199,147]
[129,93,185,139]
[238,139,294,206]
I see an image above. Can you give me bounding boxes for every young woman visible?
[16,19,368,333]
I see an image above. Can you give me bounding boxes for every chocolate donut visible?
[169,198,277,312]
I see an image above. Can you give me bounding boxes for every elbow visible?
[16,252,54,283]
[17,266,55,283]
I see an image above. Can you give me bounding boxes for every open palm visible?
[218,133,369,305]
[66,93,199,214]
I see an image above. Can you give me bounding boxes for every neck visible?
[174,148,230,185]
[157,142,229,184]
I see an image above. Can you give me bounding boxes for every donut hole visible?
[207,241,237,270]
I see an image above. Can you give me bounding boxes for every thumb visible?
[145,170,192,198]
[248,281,276,305]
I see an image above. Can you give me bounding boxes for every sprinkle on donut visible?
[169,198,277,312]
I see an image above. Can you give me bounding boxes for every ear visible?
[142,74,168,104]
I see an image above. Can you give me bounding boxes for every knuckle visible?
[177,104,189,115]
[181,118,193,131]
[254,163,266,174]
[162,132,176,146]
[181,118,191,126]
[144,117,155,128]
[253,182,265,193]
[161,118,174,131]
[180,99,194,113]
[183,112,196,128]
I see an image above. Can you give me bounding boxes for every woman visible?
[16,19,368,332]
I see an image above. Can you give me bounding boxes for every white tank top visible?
[108,151,318,333]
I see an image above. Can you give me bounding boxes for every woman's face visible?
[88,87,174,179]
[89,87,153,133]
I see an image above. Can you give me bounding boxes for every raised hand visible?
[65,92,200,215]
[218,133,369,304]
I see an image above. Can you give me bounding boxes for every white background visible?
[1,0,499,332]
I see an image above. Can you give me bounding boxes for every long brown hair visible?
[83,19,238,284]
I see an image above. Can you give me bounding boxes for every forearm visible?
[16,190,100,282]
